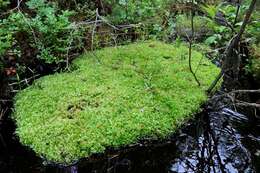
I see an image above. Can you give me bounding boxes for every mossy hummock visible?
[14,41,220,164]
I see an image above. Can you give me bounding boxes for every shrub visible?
[0,21,12,57]
[14,41,220,164]
[202,0,260,46]
[0,0,85,67]
[106,0,166,24]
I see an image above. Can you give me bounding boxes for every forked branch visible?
[207,0,257,93]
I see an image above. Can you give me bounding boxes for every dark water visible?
[0,98,259,173]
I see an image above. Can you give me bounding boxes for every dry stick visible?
[0,0,23,17]
[0,100,12,102]
[189,0,201,87]
[207,0,257,93]
[214,89,260,108]
[236,101,260,108]
[8,74,40,86]
[230,89,260,94]
[91,9,99,51]
[90,9,125,51]
[216,89,260,96]
[65,30,75,70]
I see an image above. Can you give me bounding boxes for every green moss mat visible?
[13,41,220,164]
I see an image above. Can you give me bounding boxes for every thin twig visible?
[8,74,40,86]
[230,89,260,94]
[236,102,260,108]
[0,99,12,102]
[66,30,75,69]
[0,0,23,17]
[233,0,241,26]
[91,9,99,51]
[214,89,260,109]
[188,0,200,86]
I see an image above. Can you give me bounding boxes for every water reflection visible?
[0,102,259,173]
[170,108,254,173]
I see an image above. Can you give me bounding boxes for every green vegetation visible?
[106,0,165,24]
[0,0,84,64]
[248,43,260,81]
[14,41,220,164]
[1,0,258,167]
[202,0,260,47]
[174,15,215,40]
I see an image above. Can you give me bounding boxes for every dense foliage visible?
[14,41,220,164]
[0,0,84,66]
[0,0,259,78]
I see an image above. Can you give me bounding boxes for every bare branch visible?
[233,0,241,26]
[236,102,260,108]
[188,0,200,86]
[214,89,260,109]
[230,89,260,94]
[207,0,257,93]
[8,74,40,86]
[91,9,99,51]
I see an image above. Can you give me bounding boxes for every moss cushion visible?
[13,41,220,164]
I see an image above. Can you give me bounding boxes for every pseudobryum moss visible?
[14,41,220,164]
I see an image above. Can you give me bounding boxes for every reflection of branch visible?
[208,135,217,173]
[197,133,207,172]
[206,118,227,173]
[0,107,7,120]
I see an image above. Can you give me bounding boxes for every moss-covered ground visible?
[13,41,220,164]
